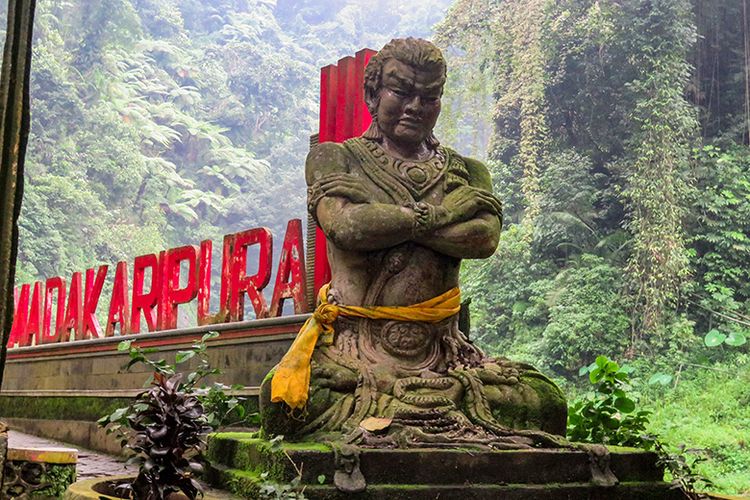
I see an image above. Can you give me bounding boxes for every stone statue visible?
[260,38,566,449]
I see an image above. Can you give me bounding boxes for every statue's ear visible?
[364,87,379,117]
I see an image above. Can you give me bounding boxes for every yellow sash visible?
[270,284,461,410]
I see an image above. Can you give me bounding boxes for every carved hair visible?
[362,37,446,147]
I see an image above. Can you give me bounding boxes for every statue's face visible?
[375,58,443,147]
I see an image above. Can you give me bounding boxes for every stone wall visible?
[0,315,305,452]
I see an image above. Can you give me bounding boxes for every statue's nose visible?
[404,96,422,113]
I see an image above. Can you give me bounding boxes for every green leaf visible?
[704,329,727,347]
[202,331,220,342]
[724,331,747,347]
[176,350,196,364]
[605,361,620,374]
[108,407,129,422]
[604,417,621,429]
[317,474,326,485]
[647,373,673,386]
[595,355,609,368]
[614,397,636,413]
[117,340,133,352]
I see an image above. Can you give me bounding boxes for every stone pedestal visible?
[205,433,682,499]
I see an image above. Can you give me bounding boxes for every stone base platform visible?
[204,433,683,499]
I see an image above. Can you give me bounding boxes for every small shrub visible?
[98,332,248,499]
[569,355,715,498]
[567,355,651,447]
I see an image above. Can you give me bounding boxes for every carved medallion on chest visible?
[389,152,446,199]
[351,138,449,201]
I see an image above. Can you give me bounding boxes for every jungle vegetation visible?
[4,0,750,494]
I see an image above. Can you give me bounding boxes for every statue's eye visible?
[391,88,408,97]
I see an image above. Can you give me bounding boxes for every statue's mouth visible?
[399,118,422,127]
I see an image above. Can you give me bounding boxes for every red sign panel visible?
[313,48,376,294]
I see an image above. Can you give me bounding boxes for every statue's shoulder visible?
[305,141,354,186]
[443,147,493,191]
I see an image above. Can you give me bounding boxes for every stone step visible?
[206,433,663,486]
[205,433,681,499]
[208,465,682,500]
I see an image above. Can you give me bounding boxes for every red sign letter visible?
[159,245,198,330]
[217,234,235,324]
[107,261,130,336]
[19,282,43,347]
[60,272,82,342]
[229,228,272,320]
[42,277,66,344]
[82,266,108,339]
[270,219,308,316]
[131,253,160,334]
[197,239,224,326]
[8,284,30,348]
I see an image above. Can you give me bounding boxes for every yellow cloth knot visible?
[270,283,461,410]
[313,303,339,326]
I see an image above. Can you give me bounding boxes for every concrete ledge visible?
[6,418,124,456]
[0,387,260,397]
[7,314,307,359]
[8,446,78,464]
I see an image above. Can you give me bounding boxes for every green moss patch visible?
[0,396,132,421]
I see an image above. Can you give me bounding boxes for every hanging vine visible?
[620,0,698,343]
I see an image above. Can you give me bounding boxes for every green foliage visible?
[688,145,750,345]
[651,440,715,498]
[619,0,697,338]
[567,355,651,447]
[35,464,77,498]
[109,332,248,431]
[99,332,249,498]
[440,0,700,350]
[568,355,723,496]
[644,363,750,495]
[543,255,630,374]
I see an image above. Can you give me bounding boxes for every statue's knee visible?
[520,373,568,436]
[259,369,301,437]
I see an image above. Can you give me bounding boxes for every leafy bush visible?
[569,355,717,497]
[117,371,212,499]
[543,255,630,374]
[99,332,247,499]
[567,355,651,447]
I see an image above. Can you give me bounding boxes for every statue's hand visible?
[442,185,502,224]
[314,172,371,204]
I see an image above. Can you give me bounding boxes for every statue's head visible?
[363,37,446,149]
